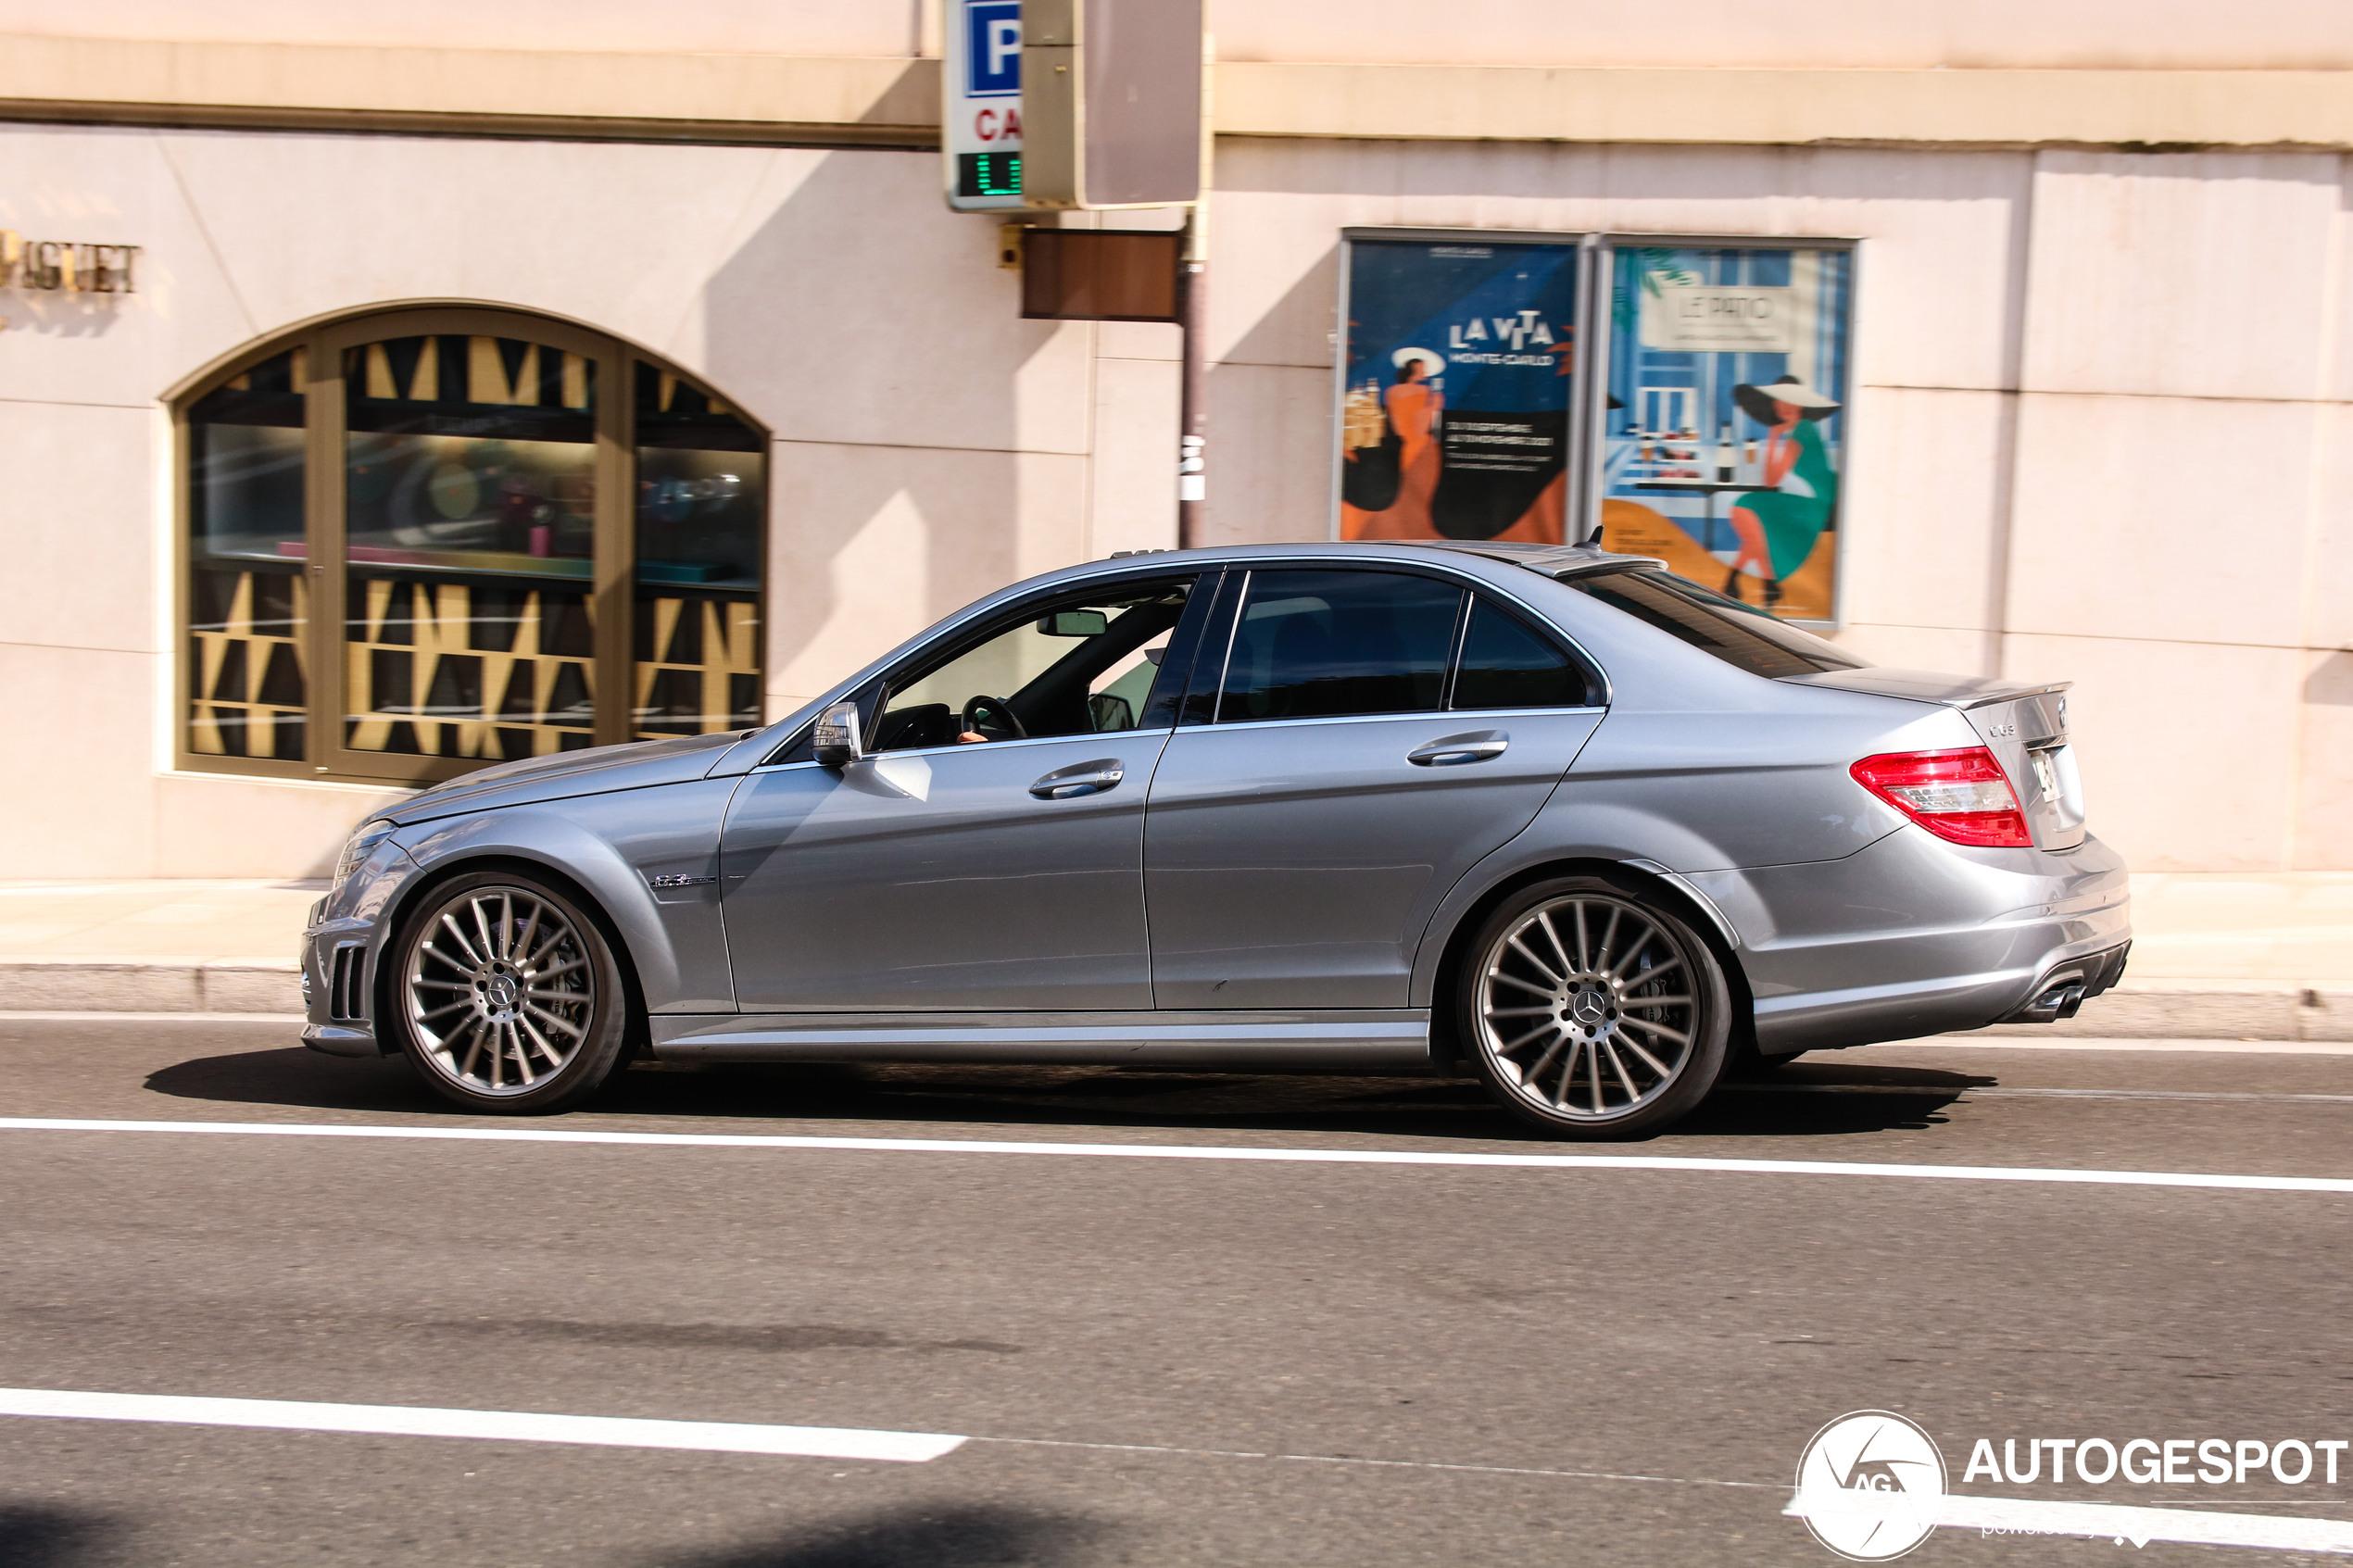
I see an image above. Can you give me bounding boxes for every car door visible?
[1143,567,1604,1009]
[721,574,1205,1011]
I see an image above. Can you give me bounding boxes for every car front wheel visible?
[1459,875,1731,1139]
[391,870,631,1114]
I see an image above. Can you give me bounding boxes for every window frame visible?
[1187,564,1607,728]
[868,575,1203,755]
[172,306,768,786]
[1446,593,1604,712]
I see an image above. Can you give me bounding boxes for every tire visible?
[1457,873,1732,1139]
[388,869,632,1114]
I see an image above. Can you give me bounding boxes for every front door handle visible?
[1408,730,1509,767]
[1029,759,1126,799]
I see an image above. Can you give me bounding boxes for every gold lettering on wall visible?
[0,232,142,293]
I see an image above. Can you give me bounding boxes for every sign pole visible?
[1176,202,1207,547]
[1176,31,1213,548]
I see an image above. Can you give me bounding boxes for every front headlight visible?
[335,819,399,884]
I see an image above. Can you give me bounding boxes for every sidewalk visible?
[0,873,2347,1038]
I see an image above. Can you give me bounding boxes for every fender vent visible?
[327,944,367,1022]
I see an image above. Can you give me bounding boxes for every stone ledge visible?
[0,960,303,1015]
[1959,983,2352,1043]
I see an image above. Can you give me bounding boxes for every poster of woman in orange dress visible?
[1338,237,1580,545]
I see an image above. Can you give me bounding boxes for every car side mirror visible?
[1037,609,1110,637]
[812,700,863,767]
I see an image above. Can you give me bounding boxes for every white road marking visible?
[1727,1084,2353,1105]
[0,1388,964,1462]
[1880,1039,2353,1055]
[0,1117,2347,1194]
[1788,1491,2353,1554]
[0,1011,308,1023]
[13,1386,2341,1557]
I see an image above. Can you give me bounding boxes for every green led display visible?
[957,152,1023,199]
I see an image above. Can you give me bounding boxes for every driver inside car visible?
[866,582,1189,752]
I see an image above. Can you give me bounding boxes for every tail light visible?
[1850,746,2032,847]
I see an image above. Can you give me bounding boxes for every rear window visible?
[1567,569,1867,678]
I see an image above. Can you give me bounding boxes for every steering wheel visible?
[961,695,1028,740]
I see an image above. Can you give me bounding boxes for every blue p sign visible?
[965,0,1021,97]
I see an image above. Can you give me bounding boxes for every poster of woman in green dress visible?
[1595,245,1852,623]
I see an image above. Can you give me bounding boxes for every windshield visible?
[1567,568,1867,678]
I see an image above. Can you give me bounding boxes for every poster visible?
[1337,237,1581,545]
[1595,245,1853,622]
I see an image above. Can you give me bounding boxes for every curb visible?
[0,963,2346,1042]
[0,960,302,1016]
[1961,982,2352,1043]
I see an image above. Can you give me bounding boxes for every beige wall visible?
[0,122,2344,876]
[1195,139,2353,873]
[0,126,1175,878]
[5,0,2349,71]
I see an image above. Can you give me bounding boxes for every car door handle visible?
[1407,730,1509,767]
[1029,759,1126,799]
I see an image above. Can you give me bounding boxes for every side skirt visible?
[648,1010,1433,1071]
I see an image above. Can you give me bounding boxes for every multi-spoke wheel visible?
[392,871,630,1113]
[1458,875,1731,1138]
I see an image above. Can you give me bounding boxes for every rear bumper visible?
[1705,827,2133,1054]
[1993,940,2132,1024]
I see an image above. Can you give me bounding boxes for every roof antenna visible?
[1581,524,1606,549]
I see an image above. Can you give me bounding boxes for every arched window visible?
[177,307,766,784]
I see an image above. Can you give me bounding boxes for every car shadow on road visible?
[0,1504,120,1568]
[646,1502,1108,1568]
[142,1046,1994,1144]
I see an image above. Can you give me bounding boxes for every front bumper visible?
[296,842,424,1057]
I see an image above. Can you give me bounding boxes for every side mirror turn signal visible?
[812,700,864,767]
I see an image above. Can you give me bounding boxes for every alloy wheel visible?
[1473,893,1702,1123]
[403,884,597,1097]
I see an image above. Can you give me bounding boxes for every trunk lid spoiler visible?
[1776,668,2069,710]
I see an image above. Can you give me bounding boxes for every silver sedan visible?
[304,541,2131,1138]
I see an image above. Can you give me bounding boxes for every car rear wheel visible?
[391,870,631,1114]
[1459,875,1731,1139]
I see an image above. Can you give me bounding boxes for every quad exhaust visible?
[1998,942,2132,1024]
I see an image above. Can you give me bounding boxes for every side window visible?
[1452,598,1592,709]
[869,578,1195,752]
[1218,570,1463,722]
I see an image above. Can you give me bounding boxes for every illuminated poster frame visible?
[1332,228,1595,550]
[1333,228,1858,629]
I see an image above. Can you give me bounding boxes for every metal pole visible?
[1176,29,1213,549]
[1176,202,1207,547]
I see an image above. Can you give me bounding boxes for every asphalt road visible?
[1,1016,2348,1567]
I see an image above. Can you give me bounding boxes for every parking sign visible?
[944,0,1025,211]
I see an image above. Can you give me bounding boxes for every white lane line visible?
[0,1011,308,1024]
[1788,1492,2353,1554]
[1,1117,2347,1194]
[979,1434,1779,1488]
[0,1388,963,1462]
[8,1388,2350,1553]
[1885,1039,2353,1056]
[1727,1084,2353,1105]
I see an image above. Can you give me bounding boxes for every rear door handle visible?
[1408,730,1509,767]
[1029,759,1126,799]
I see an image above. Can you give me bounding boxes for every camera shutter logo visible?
[1794,1411,1947,1561]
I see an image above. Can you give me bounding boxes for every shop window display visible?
[176,309,768,784]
